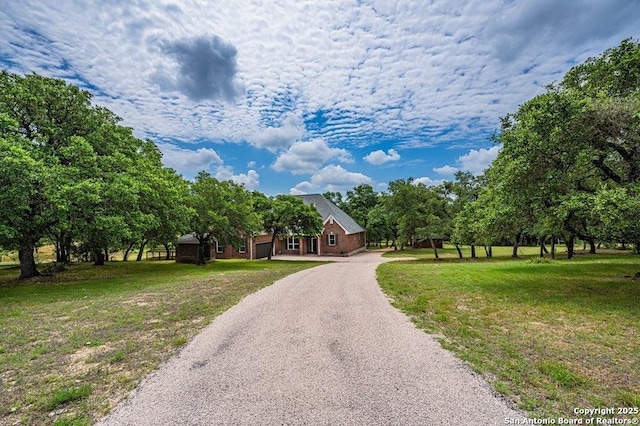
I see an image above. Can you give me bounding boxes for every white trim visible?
[287,236,300,251]
[323,215,351,234]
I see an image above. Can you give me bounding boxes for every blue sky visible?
[1,1,639,195]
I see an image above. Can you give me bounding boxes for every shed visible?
[175,233,216,263]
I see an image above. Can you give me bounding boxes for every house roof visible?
[176,233,200,244]
[297,194,365,235]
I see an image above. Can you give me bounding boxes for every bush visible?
[40,262,67,276]
[528,257,553,264]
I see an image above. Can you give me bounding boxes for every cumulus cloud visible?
[414,177,445,187]
[273,138,353,174]
[291,165,372,194]
[249,113,305,151]
[157,142,223,178]
[458,146,501,175]
[154,35,244,102]
[433,165,459,175]
[215,165,260,190]
[363,149,401,165]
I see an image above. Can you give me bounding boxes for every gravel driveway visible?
[97,251,525,425]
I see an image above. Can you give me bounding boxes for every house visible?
[293,194,366,257]
[215,194,367,259]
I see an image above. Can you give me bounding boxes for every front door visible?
[307,237,317,254]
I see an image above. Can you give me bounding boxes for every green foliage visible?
[255,193,324,259]
[484,38,640,253]
[0,71,192,276]
[188,173,260,264]
[385,179,449,255]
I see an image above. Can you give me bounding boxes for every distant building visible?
[176,194,367,263]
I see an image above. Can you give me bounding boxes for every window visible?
[216,241,223,253]
[287,237,299,251]
[328,234,337,246]
[238,240,246,253]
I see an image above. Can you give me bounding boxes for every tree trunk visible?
[541,240,549,254]
[488,245,493,258]
[551,237,556,259]
[512,233,521,257]
[539,239,545,257]
[123,242,135,261]
[164,243,172,260]
[471,244,477,259]
[267,234,277,260]
[104,248,109,262]
[196,242,207,265]
[589,239,596,254]
[136,240,147,262]
[93,249,105,266]
[429,238,439,260]
[566,235,575,259]
[455,243,463,259]
[19,246,40,279]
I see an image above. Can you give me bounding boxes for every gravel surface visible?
[97,251,526,425]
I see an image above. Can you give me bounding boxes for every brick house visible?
[216,194,367,259]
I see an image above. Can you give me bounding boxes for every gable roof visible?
[297,194,365,235]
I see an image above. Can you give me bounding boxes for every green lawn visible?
[0,259,323,425]
[378,248,640,420]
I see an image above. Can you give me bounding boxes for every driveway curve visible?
[97,251,525,425]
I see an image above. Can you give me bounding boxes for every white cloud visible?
[363,149,401,165]
[2,1,638,192]
[248,113,305,151]
[215,165,260,190]
[273,138,352,174]
[291,165,372,194]
[433,165,459,175]
[157,142,223,178]
[414,177,445,187]
[458,146,501,175]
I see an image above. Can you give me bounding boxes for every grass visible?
[0,258,323,425]
[378,246,640,420]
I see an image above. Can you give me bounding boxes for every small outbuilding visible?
[175,233,216,263]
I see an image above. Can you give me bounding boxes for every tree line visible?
[2,38,638,278]
[329,39,640,260]
[0,72,322,278]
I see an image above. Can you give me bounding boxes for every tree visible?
[256,194,323,260]
[342,184,378,245]
[188,173,260,265]
[386,179,449,259]
[0,71,184,275]
[0,128,52,278]
[487,39,640,256]
[447,171,484,258]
